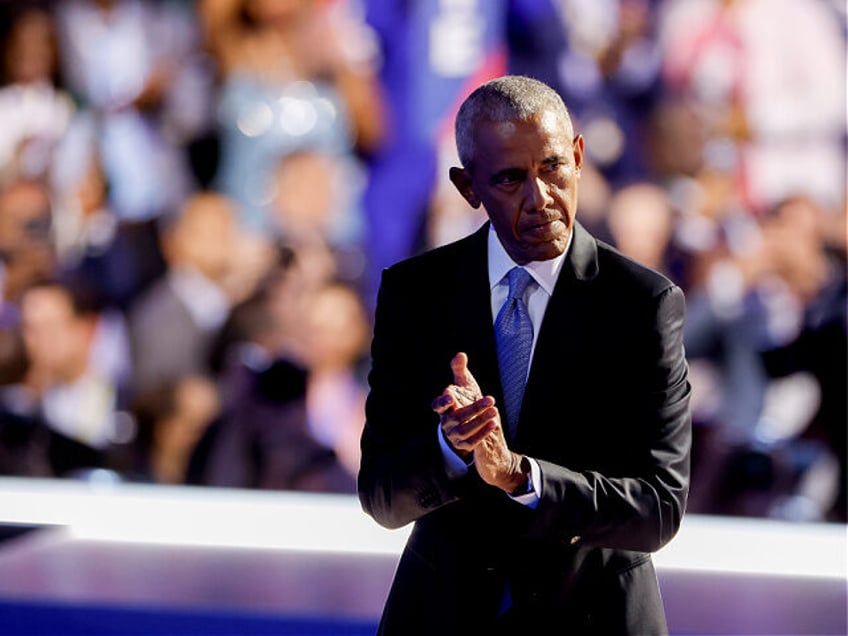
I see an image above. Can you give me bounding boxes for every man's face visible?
[21,286,91,382]
[167,195,235,284]
[0,181,52,251]
[451,110,584,264]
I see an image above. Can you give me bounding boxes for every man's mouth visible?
[524,217,564,236]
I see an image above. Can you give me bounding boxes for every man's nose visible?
[525,175,553,210]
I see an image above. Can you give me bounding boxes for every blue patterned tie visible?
[495,267,534,439]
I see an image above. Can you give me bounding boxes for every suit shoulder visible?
[595,239,679,299]
[383,230,480,282]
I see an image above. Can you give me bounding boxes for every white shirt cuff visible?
[509,457,541,508]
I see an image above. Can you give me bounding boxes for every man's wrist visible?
[505,454,532,496]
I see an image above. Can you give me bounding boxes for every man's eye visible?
[494,171,522,185]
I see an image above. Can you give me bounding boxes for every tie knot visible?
[506,267,533,301]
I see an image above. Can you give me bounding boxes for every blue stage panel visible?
[0,599,377,636]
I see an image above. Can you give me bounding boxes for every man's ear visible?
[449,166,481,209]
[573,134,585,175]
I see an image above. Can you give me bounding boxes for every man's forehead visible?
[478,109,571,139]
[491,120,519,138]
[539,110,567,133]
[476,119,572,163]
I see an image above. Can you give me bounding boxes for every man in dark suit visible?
[358,75,691,635]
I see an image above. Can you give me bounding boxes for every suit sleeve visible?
[530,284,692,553]
[357,266,465,529]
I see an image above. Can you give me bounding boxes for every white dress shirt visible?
[439,225,572,505]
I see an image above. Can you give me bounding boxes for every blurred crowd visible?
[0,0,844,522]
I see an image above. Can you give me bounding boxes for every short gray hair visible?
[454,75,573,168]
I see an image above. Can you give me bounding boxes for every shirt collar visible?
[487,223,571,295]
[168,265,230,332]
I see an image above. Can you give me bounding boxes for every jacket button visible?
[418,492,437,507]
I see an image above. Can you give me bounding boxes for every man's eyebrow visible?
[541,154,566,166]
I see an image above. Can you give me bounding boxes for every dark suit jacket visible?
[127,276,215,396]
[358,221,691,635]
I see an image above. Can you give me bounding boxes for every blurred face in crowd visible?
[607,183,674,271]
[272,150,335,238]
[450,110,584,264]
[2,8,57,85]
[761,196,828,300]
[301,283,369,372]
[0,181,55,302]
[0,180,52,252]
[21,285,95,385]
[164,193,236,284]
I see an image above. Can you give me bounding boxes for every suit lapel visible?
[516,222,599,446]
[449,223,504,405]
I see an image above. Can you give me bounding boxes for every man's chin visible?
[519,240,568,263]
[502,223,570,263]
[528,225,570,259]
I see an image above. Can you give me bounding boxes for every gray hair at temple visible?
[454,75,574,169]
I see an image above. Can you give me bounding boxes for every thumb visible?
[451,352,481,394]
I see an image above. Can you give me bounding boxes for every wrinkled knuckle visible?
[453,438,471,450]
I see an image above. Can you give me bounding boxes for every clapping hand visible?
[432,353,527,494]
